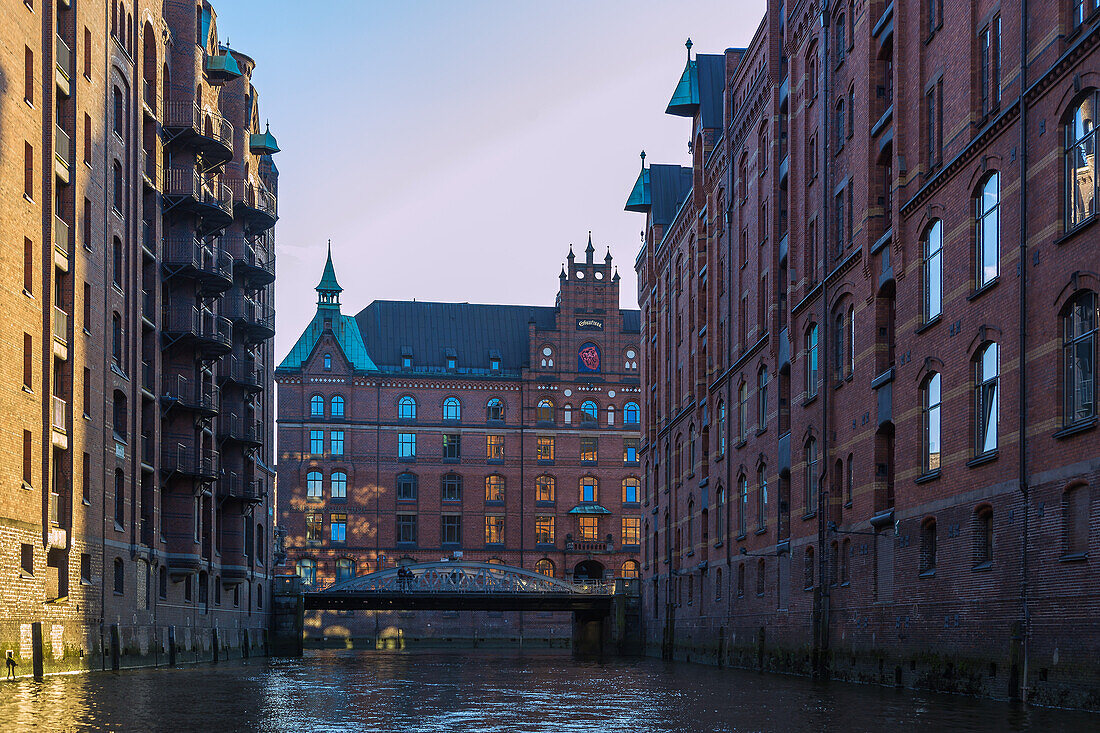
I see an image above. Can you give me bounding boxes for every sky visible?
[209,1,766,360]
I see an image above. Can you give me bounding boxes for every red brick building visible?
[632,0,1100,707]
[277,241,642,629]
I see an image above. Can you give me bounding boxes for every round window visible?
[542,346,553,356]
[626,349,636,359]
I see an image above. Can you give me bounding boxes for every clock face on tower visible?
[578,343,601,373]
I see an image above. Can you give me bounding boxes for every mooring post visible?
[30,622,44,681]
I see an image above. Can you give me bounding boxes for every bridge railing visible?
[314,561,618,596]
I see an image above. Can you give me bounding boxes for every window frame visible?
[975,172,1000,289]
[1063,291,1098,425]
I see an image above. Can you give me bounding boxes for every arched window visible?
[487,397,505,421]
[443,397,461,421]
[536,475,555,502]
[256,524,264,562]
[975,342,999,455]
[924,219,943,321]
[1064,291,1097,425]
[806,46,818,100]
[540,345,555,368]
[396,472,417,501]
[974,505,994,566]
[398,395,417,420]
[112,159,123,211]
[804,437,818,513]
[296,558,316,588]
[738,382,748,441]
[563,404,573,424]
[335,558,354,582]
[624,401,640,425]
[715,567,723,600]
[606,404,616,425]
[485,474,505,502]
[737,562,746,597]
[758,366,769,430]
[581,400,598,423]
[975,173,1000,288]
[310,395,324,417]
[621,560,640,579]
[846,306,855,375]
[622,477,640,503]
[923,372,942,473]
[1063,482,1090,556]
[331,472,347,499]
[806,324,819,397]
[829,541,839,586]
[835,98,845,143]
[737,474,748,536]
[1066,91,1098,229]
[112,390,127,440]
[717,401,727,455]
[688,425,696,475]
[113,557,125,594]
[835,14,846,62]
[847,85,855,137]
[113,236,124,286]
[920,517,937,575]
[756,558,766,596]
[306,471,322,498]
[323,353,332,371]
[535,558,555,577]
[537,399,554,422]
[580,476,598,503]
[331,395,345,418]
[846,454,854,505]
[757,465,768,530]
[803,547,815,589]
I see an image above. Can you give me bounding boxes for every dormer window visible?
[402,356,413,370]
[446,357,457,370]
[489,358,501,371]
[323,353,332,371]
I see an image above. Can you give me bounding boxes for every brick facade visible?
[276,243,642,639]
[0,0,278,674]
[633,0,1100,708]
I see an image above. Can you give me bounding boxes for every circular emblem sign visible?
[578,343,601,372]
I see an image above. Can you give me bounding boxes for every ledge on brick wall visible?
[1053,418,1097,441]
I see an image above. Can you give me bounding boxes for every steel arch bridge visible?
[304,561,615,612]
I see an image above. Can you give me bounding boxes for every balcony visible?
[163,102,234,165]
[163,168,234,231]
[142,150,161,190]
[162,439,218,481]
[55,35,72,97]
[218,472,264,504]
[140,433,156,468]
[54,216,70,272]
[778,75,789,111]
[219,354,264,393]
[52,306,69,360]
[161,373,219,416]
[226,234,275,287]
[223,292,275,343]
[141,360,155,395]
[51,396,68,450]
[162,236,233,293]
[55,125,71,184]
[228,178,277,235]
[141,220,157,256]
[873,2,894,58]
[161,305,233,356]
[218,413,263,447]
[141,79,157,118]
[141,289,156,326]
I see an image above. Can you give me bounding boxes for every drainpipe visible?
[816,0,833,681]
[1016,0,1030,704]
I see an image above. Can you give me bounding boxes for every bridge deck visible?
[304,592,613,613]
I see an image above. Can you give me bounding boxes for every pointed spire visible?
[567,245,575,265]
[604,246,613,265]
[640,149,646,168]
[685,38,693,59]
[316,240,342,309]
[560,263,567,281]
[612,267,621,282]
[585,231,595,264]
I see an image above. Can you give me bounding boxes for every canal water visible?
[1,650,1096,732]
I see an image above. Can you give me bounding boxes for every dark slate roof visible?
[649,164,694,228]
[354,301,640,373]
[695,54,726,130]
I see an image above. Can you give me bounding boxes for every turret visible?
[316,240,342,310]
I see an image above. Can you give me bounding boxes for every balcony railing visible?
[55,35,72,95]
[164,102,233,158]
[54,216,70,271]
[163,235,233,289]
[52,306,69,345]
[164,168,234,217]
[220,354,264,391]
[162,439,218,480]
[161,373,219,414]
[52,395,67,432]
[162,304,233,352]
[55,125,71,182]
[224,292,275,341]
[222,233,275,286]
[219,412,262,445]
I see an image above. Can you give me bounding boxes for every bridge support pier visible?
[272,576,304,657]
[572,610,606,657]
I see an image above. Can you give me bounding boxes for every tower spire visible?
[585,231,595,264]
[316,240,343,309]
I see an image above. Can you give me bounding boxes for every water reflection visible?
[0,650,1094,732]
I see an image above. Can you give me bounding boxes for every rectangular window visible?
[535,515,555,544]
[485,475,504,502]
[24,46,32,104]
[926,81,943,168]
[581,477,598,503]
[486,434,504,460]
[396,473,417,501]
[82,452,90,503]
[84,27,92,78]
[442,474,461,501]
[82,199,92,250]
[82,368,90,416]
[23,430,33,486]
[24,333,33,390]
[398,433,416,459]
[397,513,417,544]
[80,553,91,584]
[623,438,638,463]
[309,430,323,454]
[330,430,344,455]
[331,473,347,499]
[580,437,598,463]
[485,515,504,544]
[441,515,460,544]
[537,436,554,461]
[330,513,347,543]
[25,142,33,199]
[442,433,460,460]
[623,478,640,504]
[579,516,599,541]
[84,113,92,164]
[305,513,322,542]
[21,544,34,576]
[622,517,641,546]
[24,237,33,294]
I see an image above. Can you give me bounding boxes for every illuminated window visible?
[535,558,555,576]
[485,475,505,503]
[537,399,554,422]
[485,515,504,544]
[622,517,641,546]
[330,514,346,543]
[580,437,597,463]
[578,516,599,541]
[580,476,598,503]
[621,560,640,579]
[536,436,554,461]
[536,475,555,502]
[305,513,322,542]
[535,516,555,544]
[622,477,639,504]
[486,434,505,460]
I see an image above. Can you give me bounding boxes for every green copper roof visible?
[205,49,242,82]
[666,59,699,117]
[568,503,612,515]
[277,312,379,373]
[317,246,342,294]
[624,167,651,212]
[249,125,281,155]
